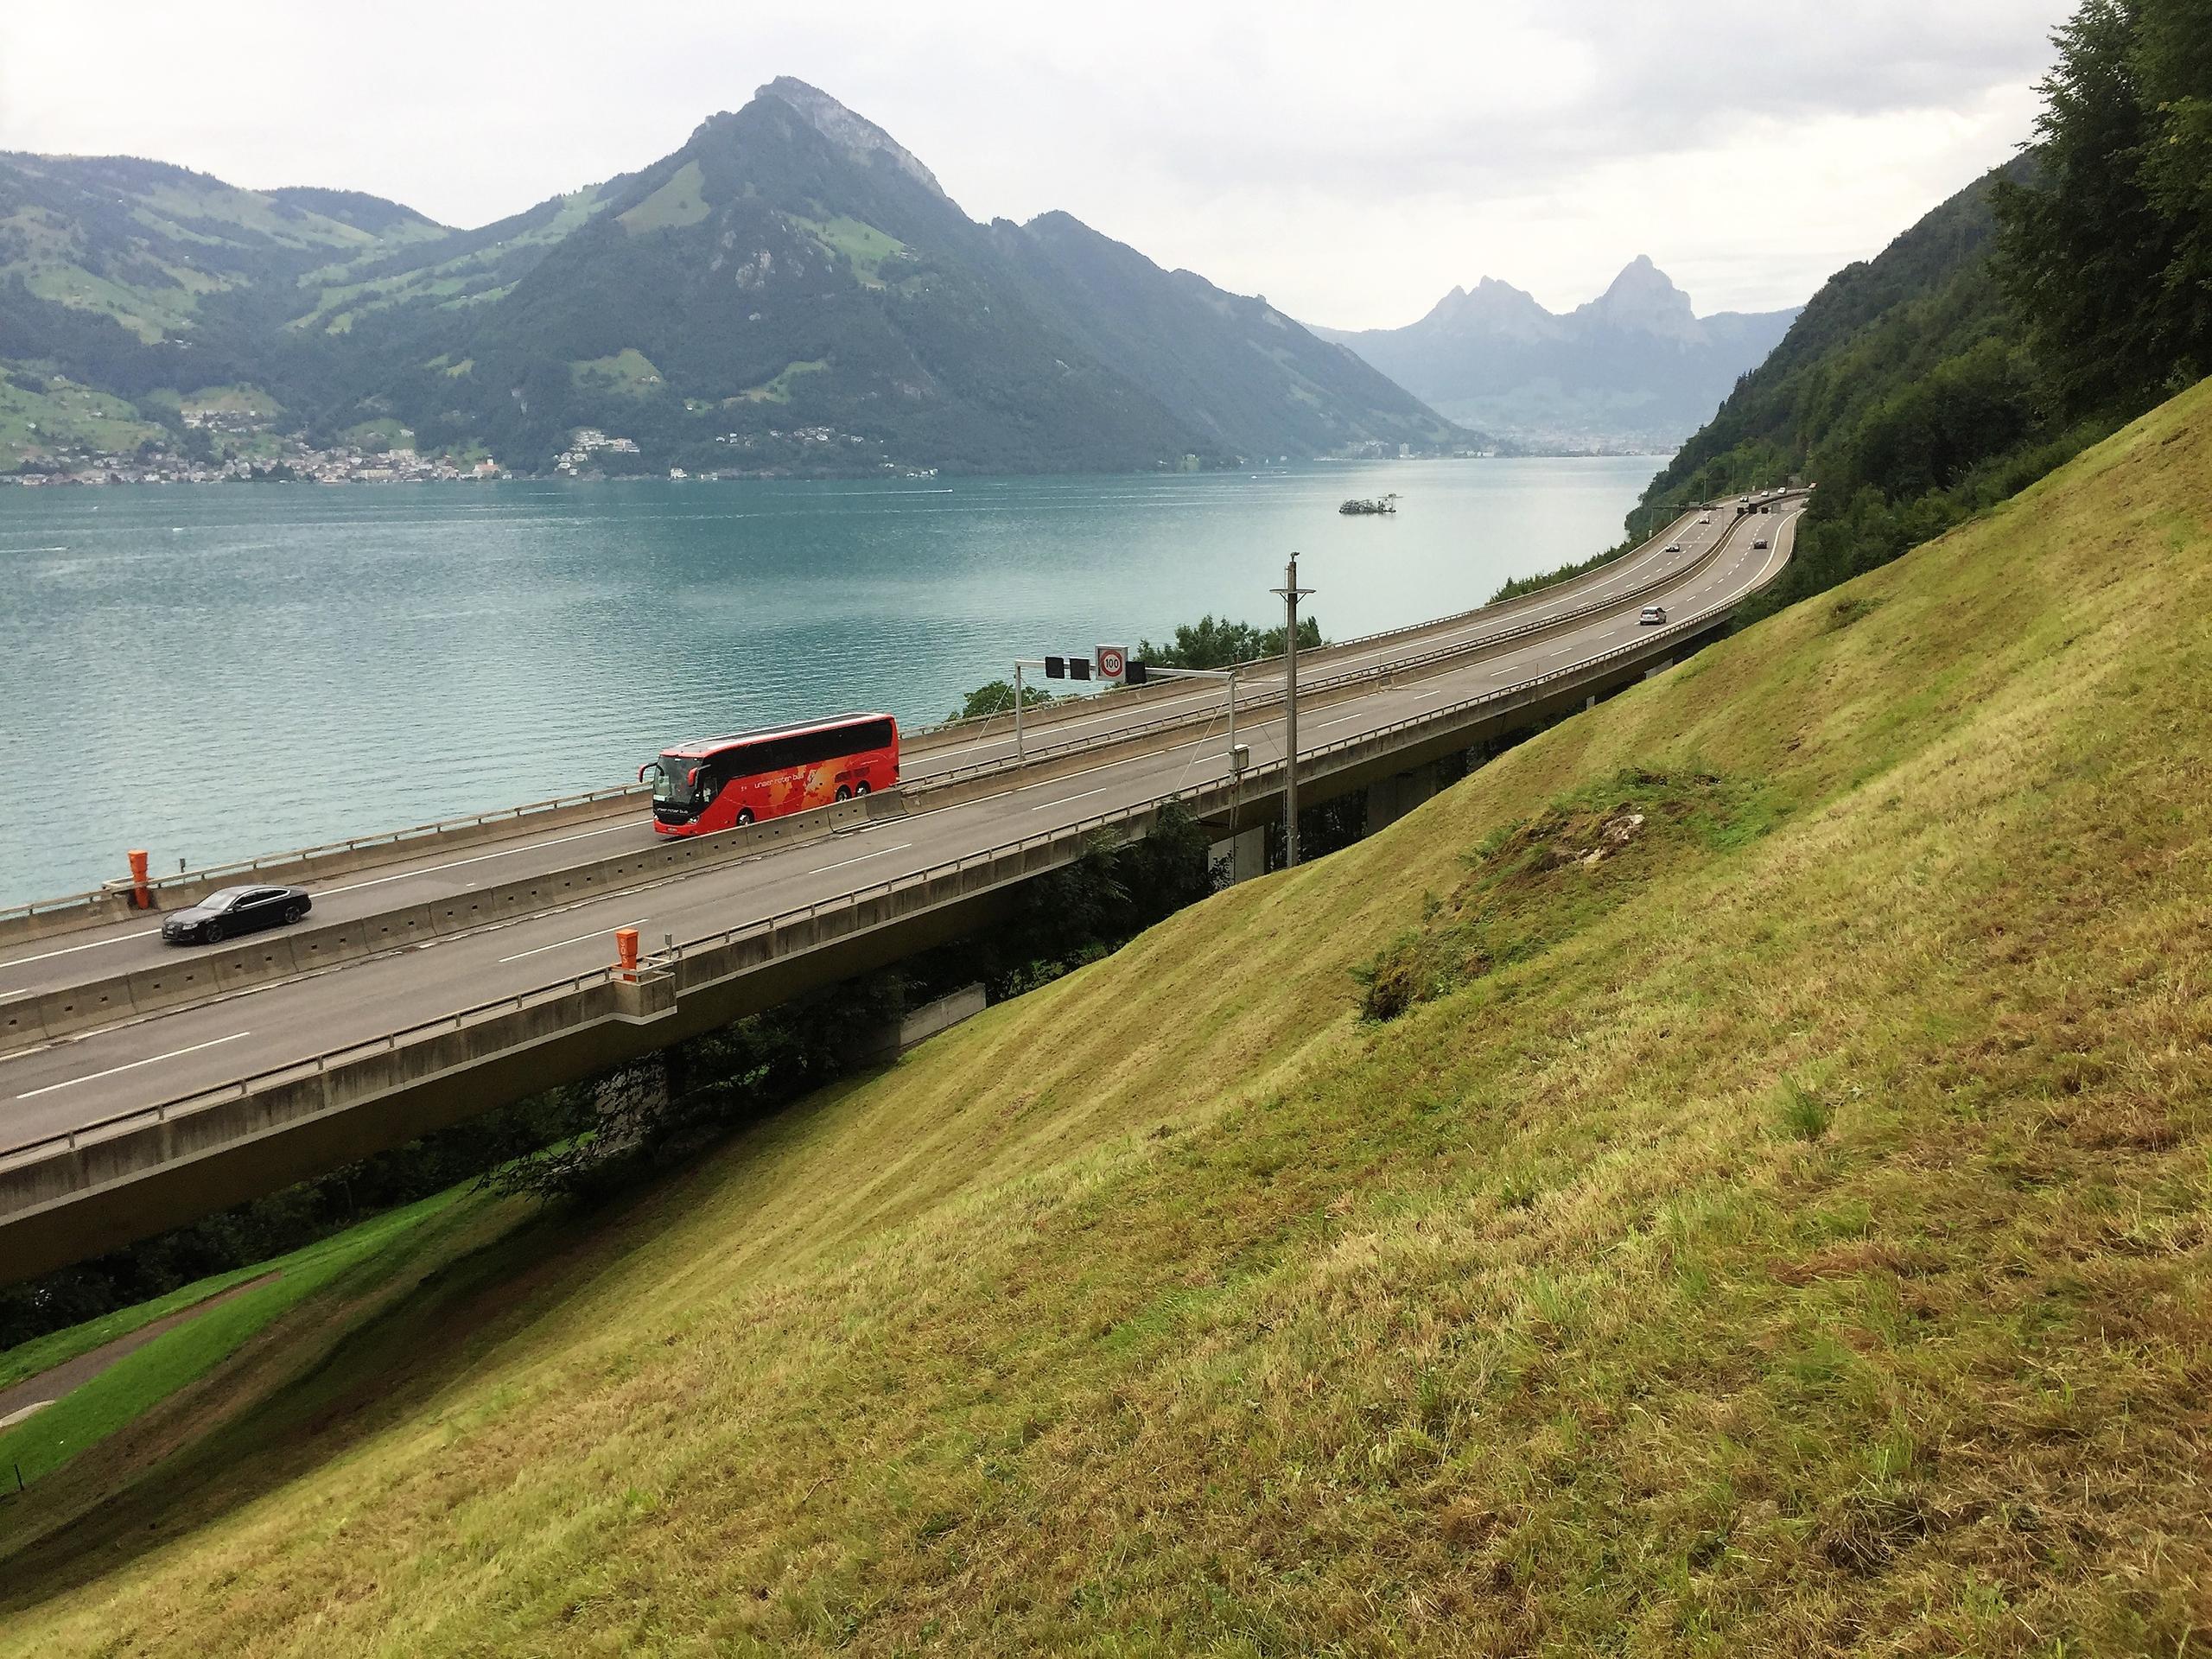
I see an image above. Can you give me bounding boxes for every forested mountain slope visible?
[1630,0,2210,620]
[1,81,1478,478]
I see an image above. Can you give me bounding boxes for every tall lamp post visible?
[1272,552,1315,867]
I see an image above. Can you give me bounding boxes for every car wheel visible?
[203,918,225,944]
[735,809,755,826]
[836,785,852,802]
[284,902,306,924]
[855,783,870,797]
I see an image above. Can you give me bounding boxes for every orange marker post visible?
[127,849,151,910]
[614,926,640,981]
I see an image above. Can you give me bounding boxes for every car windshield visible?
[203,887,252,910]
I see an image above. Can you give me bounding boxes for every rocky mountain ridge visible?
[1314,257,1799,451]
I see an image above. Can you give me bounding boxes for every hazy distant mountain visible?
[0,81,1479,477]
[1314,257,1800,451]
[988,209,1461,461]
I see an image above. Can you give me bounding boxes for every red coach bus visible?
[641,712,899,836]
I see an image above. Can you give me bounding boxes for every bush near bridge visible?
[3,358,2209,1656]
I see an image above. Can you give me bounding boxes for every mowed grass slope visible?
[5,383,2212,1654]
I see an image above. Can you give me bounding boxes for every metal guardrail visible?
[897,503,1719,747]
[1,782,652,931]
[0,512,1796,1175]
[909,502,1774,791]
[4,501,1744,932]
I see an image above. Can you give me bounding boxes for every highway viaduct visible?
[0,494,1802,1281]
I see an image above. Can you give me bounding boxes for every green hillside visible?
[1637,160,2029,506]
[5,372,2209,1654]
[0,80,1478,479]
[1621,158,2106,622]
[0,153,442,378]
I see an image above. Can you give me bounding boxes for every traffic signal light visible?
[1044,655,1066,678]
[1069,657,1091,681]
[1125,661,1148,685]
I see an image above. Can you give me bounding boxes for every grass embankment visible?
[4,381,2211,1653]
[0,1192,477,1489]
[0,1188,516,1550]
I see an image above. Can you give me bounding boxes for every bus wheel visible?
[735,809,754,826]
[836,785,852,802]
[855,783,870,797]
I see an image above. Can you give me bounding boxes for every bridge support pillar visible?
[613,969,677,1024]
[1365,764,1440,833]
[1208,825,1267,886]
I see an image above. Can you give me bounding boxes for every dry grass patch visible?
[3,383,2211,1655]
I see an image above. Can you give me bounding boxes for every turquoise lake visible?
[0,456,1660,903]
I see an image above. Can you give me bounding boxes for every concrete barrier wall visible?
[0,541,1796,1279]
[899,502,1727,755]
[0,786,658,949]
[8,496,1795,958]
[899,984,988,1049]
[913,504,1774,796]
[0,790,910,1056]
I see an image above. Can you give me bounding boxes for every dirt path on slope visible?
[0,1272,282,1430]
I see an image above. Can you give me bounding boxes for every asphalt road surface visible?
[0,503,1798,1150]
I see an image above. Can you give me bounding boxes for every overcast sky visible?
[1,1,2066,328]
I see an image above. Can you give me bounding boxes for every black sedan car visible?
[161,885,313,945]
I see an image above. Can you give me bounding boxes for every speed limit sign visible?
[1094,644,1128,683]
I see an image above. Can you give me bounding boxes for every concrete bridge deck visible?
[0,497,1737,965]
[0,498,1802,1278]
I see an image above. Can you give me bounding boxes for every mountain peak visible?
[1578,254,1698,336]
[1314,253,1801,448]
[753,77,945,199]
[1417,275,1554,341]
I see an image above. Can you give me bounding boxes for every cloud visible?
[0,0,2068,326]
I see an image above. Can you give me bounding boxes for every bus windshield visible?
[652,755,699,805]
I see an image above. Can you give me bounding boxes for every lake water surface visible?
[0,457,1659,903]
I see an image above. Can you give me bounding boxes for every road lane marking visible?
[1313,713,1369,728]
[0,928,161,969]
[925,518,1708,759]
[16,1030,253,1099]
[807,842,912,874]
[3,822,656,974]
[1029,786,1114,810]
[499,918,649,965]
[324,821,637,896]
[1,823,647,974]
